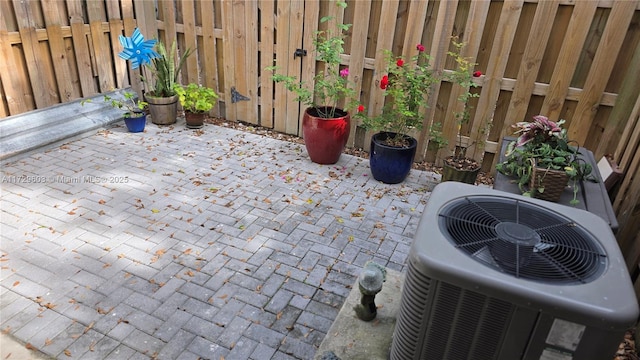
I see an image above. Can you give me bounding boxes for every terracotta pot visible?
[369,132,417,184]
[146,94,178,125]
[185,111,206,129]
[302,106,350,164]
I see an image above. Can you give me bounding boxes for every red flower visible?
[357,104,365,112]
[473,71,482,77]
[380,75,389,89]
[396,59,404,67]
[416,43,425,52]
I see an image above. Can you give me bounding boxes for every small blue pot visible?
[124,113,146,133]
[369,132,418,184]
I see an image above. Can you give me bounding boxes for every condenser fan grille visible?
[438,196,607,284]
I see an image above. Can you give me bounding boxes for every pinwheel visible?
[118,28,159,69]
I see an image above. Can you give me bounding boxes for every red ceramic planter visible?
[302,107,350,165]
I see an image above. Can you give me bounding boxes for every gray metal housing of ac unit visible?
[390,182,639,360]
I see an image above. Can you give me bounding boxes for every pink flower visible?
[396,59,404,67]
[339,68,349,77]
[416,43,425,52]
[357,104,365,112]
[380,75,389,89]
[473,71,482,77]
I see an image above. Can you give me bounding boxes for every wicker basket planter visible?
[530,159,569,202]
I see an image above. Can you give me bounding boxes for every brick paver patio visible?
[1,120,438,359]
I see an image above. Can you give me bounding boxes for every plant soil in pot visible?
[146,94,178,125]
[369,132,417,184]
[124,112,147,133]
[302,106,350,165]
[442,156,480,184]
[185,111,206,129]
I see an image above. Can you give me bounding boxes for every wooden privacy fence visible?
[1,1,640,271]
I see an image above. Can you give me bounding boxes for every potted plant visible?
[144,41,192,125]
[440,39,484,184]
[173,83,218,129]
[119,29,192,125]
[266,0,355,165]
[354,44,438,184]
[496,115,593,204]
[81,91,148,132]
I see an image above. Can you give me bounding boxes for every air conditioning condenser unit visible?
[390,182,638,360]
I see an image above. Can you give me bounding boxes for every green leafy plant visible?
[266,0,355,119]
[145,41,192,97]
[82,91,147,118]
[444,39,482,161]
[496,116,594,205]
[354,44,438,147]
[173,83,218,113]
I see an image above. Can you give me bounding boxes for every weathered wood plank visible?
[201,0,219,116]
[259,0,275,128]
[469,0,524,163]
[501,1,559,138]
[120,0,142,95]
[86,0,115,92]
[66,0,96,97]
[181,0,199,85]
[222,0,237,121]
[42,0,76,103]
[568,0,637,146]
[437,0,491,163]
[285,0,304,135]
[345,0,371,146]
[0,2,28,114]
[597,42,640,159]
[13,0,54,108]
[539,1,598,120]
[105,2,127,89]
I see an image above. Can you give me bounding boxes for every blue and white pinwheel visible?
[118,28,159,69]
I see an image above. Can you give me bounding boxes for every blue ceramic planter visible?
[369,132,417,184]
[124,113,146,133]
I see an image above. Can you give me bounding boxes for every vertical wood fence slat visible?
[259,0,275,128]
[437,0,491,163]
[568,0,637,147]
[244,1,259,124]
[231,0,248,122]
[616,100,640,176]
[470,0,523,163]
[298,0,319,135]
[0,3,28,114]
[13,0,53,108]
[66,0,96,97]
[416,0,457,161]
[42,0,75,103]
[272,1,289,132]
[181,0,199,85]
[160,0,177,48]
[346,0,371,146]
[201,1,219,116]
[284,0,304,135]
[360,0,399,149]
[539,1,598,120]
[222,0,237,121]
[105,2,128,90]
[87,1,115,92]
[121,0,142,95]
[501,1,559,141]
[599,43,640,158]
